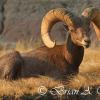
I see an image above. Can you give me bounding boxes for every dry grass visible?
[0,76,61,98]
[0,42,100,99]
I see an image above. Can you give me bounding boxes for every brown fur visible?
[20,35,84,79]
[0,51,24,80]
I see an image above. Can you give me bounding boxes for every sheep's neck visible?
[65,35,84,68]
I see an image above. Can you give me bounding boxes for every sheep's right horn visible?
[82,7,100,40]
[41,8,75,48]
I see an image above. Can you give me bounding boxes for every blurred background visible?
[0,0,99,51]
[0,1,100,99]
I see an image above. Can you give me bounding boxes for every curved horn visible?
[41,8,75,48]
[82,7,100,40]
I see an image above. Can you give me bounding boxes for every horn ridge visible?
[41,8,75,48]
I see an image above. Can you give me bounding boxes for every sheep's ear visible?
[91,22,100,40]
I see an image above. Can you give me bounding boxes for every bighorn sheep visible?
[0,7,100,80]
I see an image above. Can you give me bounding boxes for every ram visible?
[0,7,100,80]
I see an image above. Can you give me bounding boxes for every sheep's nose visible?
[84,38,91,44]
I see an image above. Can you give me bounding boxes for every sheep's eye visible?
[64,24,68,31]
[70,29,75,32]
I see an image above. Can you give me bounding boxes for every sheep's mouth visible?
[83,43,90,48]
[76,40,91,48]
[83,41,91,48]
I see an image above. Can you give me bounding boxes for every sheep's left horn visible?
[82,7,100,40]
[41,8,75,48]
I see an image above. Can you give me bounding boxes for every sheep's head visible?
[66,16,91,48]
[41,7,100,48]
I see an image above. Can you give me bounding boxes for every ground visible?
[0,44,99,100]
